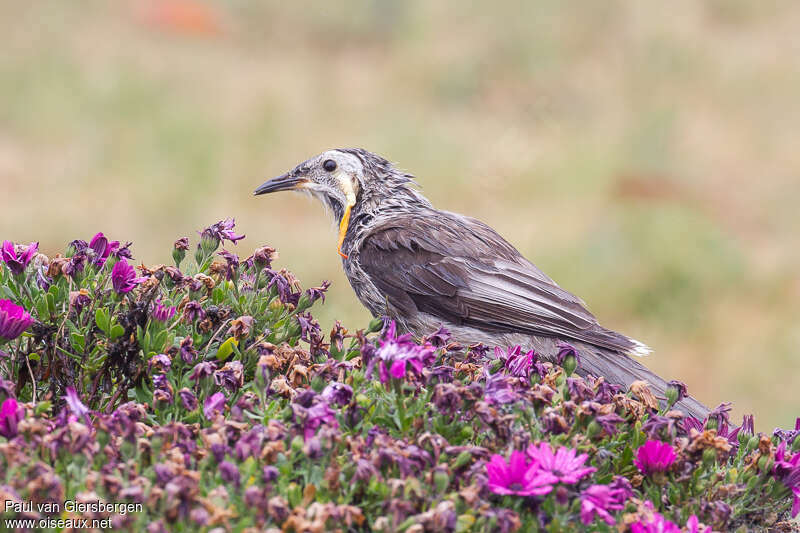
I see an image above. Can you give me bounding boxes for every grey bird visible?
[255,148,710,418]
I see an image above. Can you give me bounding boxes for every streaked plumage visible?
[255,148,709,418]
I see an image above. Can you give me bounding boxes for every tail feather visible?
[574,342,710,420]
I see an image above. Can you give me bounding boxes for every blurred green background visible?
[1,1,798,429]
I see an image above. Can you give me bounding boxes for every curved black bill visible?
[254,173,308,195]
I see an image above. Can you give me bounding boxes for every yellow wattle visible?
[337,203,353,259]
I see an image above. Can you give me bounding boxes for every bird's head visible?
[255,148,429,258]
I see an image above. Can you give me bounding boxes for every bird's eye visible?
[323,159,337,172]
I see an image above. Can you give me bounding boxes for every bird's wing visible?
[358,211,639,354]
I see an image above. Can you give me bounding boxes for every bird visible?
[254,148,710,419]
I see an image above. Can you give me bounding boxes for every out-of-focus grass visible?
[1,0,798,429]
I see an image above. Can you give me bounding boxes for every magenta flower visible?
[200,218,245,247]
[774,440,800,518]
[0,397,24,439]
[203,392,226,420]
[366,321,436,384]
[685,515,712,533]
[1,241,38,275]
[88,232,120,266]
[178,388,198,411]
[579,477,633,525]
[634,440,677,475]
[301,401,338,441]
[152,300,176,322]
[526,442,597,484]
[111,259,147,294]
[486,450,557,496]
[497,345,537,378]
[64,386,90,420]
[0,300,34,342]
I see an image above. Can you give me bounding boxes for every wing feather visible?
[358,211,638,353]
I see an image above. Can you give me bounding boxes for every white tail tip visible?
[628,339,652,357]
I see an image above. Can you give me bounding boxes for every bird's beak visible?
[253,173,309,195]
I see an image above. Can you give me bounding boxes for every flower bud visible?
[290,435,304,454]
[705,417,718,431]
[561,354,578,376]
[172,247,186,268]
[452,450,472,470]
[586,420,601,439]
[367,317,385,333]
[745,435,759,453]
[793,435,800,452]
[489,359,504,374]
[433,468,449,493]
[702,448,717,468]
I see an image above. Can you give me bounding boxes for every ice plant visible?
[634,440,677,475]
[199,218,245,248]
[152,300,177,322]
[88,232,120,266]
[203,392,226,420]
[579,479,632,526]
[0,299,34,342]
[486,450,557,496]
[774,440,800,517]
[301,401,338,441]
[366,321,435,384]
[1,241,37,275]
[64,386,90,421]
[526,442,597,484]
[0,397,23,439]
[111,258,147,294]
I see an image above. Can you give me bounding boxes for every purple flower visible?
[0,397,24,439]
[483,370,518,405]
[152,300,176,322]
[64,386,90,420]
[189,361,216,383]
[299,401,338,442]
[179,336,197,364]
[0,300,34,342]
[424,325,451,348]
[321,382,353,407]
[634,440,676,475]
[685,515,712,533]
[774,440,800,518]
[366,321,436,384]
[178,389,198,411]
[214,361,244,393]
[497,345,537,379]
[263,465,279,483]
[304,280,331,305]
[148,354,172,374]
[217,250,240,280]
[774,417,800,443]
[580,478,632,526]
[526,442,597,484]
[556,342,581,367]
[111,259,147,294]
[88,232,120,266]
[594,413,625,436]
[182,301,205,323]
[200,218,245,247]
[1,241,37,275]
[219,461,240,488]
[486,450,557,496]
[203,392,226,420]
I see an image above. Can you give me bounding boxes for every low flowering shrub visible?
[0,221,798,531]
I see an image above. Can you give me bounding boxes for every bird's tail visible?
[573,342,710,420]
